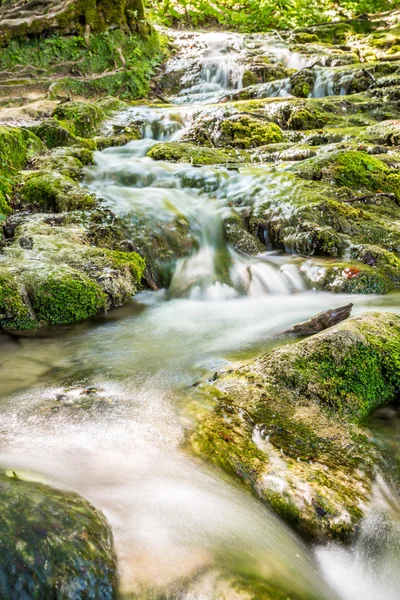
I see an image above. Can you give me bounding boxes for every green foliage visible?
[0,28,167,100]
[31,271,106,325]
[147,0,393,32]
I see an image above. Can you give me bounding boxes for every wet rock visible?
[217,115,283,148]
[146,142,246,165]
[290,69,316,98]
[292,149,400,200]
[17,170,97,212]
[0,212,145,330]
[190,312,400,541]
[0,472,117,599]
[224,213,265,255]
[33,119,80,149]
[300,259,393,294]
[52,100,106,138]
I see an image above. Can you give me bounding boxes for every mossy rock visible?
[52,100,106,138]
[33,119,79,149]
[0,126,43,171]
[29,268,107,325]
[189,312,400,540]
[293,149,400,199]
[290,70,315,98]
[0,472,117,599]
[218,116,283,149]
[224,213,266,255]
[300,259,393,294]
[287,107,327,131]
[18,170,97,212]
[146,142,243,165]
[0,212,145,330]
[87,210,195,290]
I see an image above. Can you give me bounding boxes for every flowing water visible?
[1,30,400,600]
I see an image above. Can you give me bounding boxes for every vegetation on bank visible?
[0,28,167,102]
[148,0,396,31]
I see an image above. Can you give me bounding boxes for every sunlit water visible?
[0,31,399,600]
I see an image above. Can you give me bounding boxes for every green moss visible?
[0,272,35,330]
[146,142,244,165]
[219,116,283,148]
[33,119,79,149]
[290,71,315,98]
[18,170,96,212]
[294,150,400,199]
[0,126,43,171]
[287,108,327,130]
[242,70,259,87]
[53,100,106,137]
[189,313,399,540]
[275,315,400,422]
[0,473,117,598]
[104,249,145,284]
[30,271,106,325]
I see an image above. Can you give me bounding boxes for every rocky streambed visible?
[1,11,400,600]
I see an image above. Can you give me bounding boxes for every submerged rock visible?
[0,472,117,599]
[190,312,400,541]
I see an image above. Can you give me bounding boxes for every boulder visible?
[190,312,400,540]
[0,472,117,599]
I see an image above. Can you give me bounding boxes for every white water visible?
[0,30,399,600]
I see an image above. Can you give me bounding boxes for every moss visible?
[287,108,327,131]
[30,270,106,325]
[242,70,259,87]
[104,249,145,285]
[18,170,96,212]
[294,150,400,199]
[33,119,79,148]
[146,142,244,165]
[302,260,393,294]
[219,116,283,148]
[0,473,117,598]
[0,126,43,171]
[290,71,315,98]
[0,271,35,330]
[293,32,320,44]
[224,213,265,255]
[52,100,106,138]
[190,313,400,540]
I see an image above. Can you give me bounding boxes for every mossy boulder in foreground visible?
[190,312,400,541]
[0,473,117,599]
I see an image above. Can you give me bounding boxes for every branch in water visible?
[284,303,353,336]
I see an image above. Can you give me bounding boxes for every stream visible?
[1,31,400,600]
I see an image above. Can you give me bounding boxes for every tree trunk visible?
[0,0,147,45]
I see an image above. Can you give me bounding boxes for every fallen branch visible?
[343,192,397,204]
[284,303,353,336]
